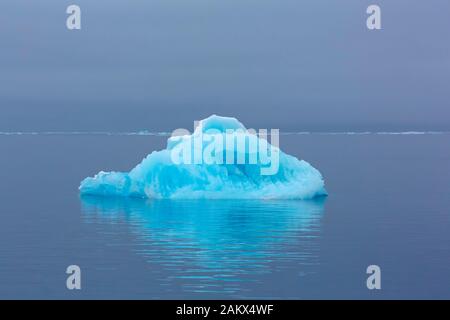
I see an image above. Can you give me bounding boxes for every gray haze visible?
[0,0,449,131]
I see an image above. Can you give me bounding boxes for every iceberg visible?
[79,115,327,199]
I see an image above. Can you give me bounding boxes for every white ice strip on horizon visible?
[0,131,448,136]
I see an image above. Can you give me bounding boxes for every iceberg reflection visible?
[81,196,325,295]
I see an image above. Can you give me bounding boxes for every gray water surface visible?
[0,134,449,299]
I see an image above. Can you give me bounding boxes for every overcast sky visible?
[0,0,449,131]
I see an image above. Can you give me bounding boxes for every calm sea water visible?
[0,134,449,299]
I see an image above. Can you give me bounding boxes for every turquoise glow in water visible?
[81,196,325,295]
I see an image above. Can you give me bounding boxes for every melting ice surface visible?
[79,115,326,199]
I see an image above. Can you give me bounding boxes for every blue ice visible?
[79,115,327,199]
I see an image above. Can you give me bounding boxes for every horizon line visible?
[0,130,449,136]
